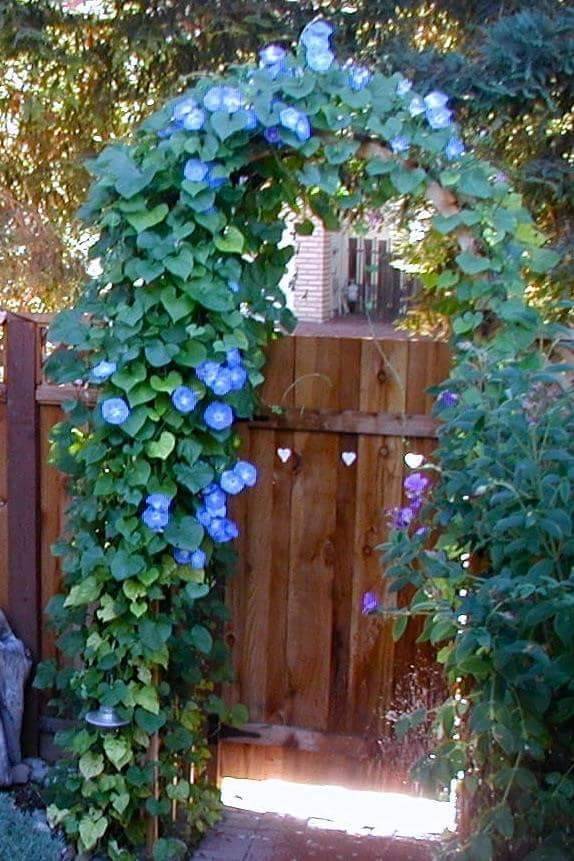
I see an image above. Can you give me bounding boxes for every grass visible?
[0,792,64,861]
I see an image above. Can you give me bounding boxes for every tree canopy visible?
[0,0,571,314]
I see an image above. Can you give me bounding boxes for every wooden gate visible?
[0,314,449,790]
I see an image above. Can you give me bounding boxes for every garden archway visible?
[40,18,556,859]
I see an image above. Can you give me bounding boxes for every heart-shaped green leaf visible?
[146,431,176,460]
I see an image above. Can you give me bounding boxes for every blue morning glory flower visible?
[101,397,130,425]
[409,95,425,117]
[427,107,452,129]
[182,107,206,131]
[196,361,221,386]
[173,97,196,123]
[157,123,180,139]
[220,470,245,495]
[229,365,247,391]
[228,280,240,293]
[396,78,412,96]
[208,517,239,543]
[146,493,172,512]
[445,136,465,160]
[437,390,459,409]
[190,549,207,568]
[243,109,258,130]
[204,486,227,512]
[92,360,116,382]
[173,547,194,565]
[295,115,311,141]
[142,506,169,532]
[235,460,257,487]
[280,107,300,131]
[260,45,286,66]
[211,368,233,396]
[206,164,227,189]
[203,86,224,112]
[264,126,282,145]
[390,135,410,154]
[424,91,449,111]
[221,86,243,113]
[300,20,334,48]
[196,506,213,528]
[348,65,371,91]
[172,386,199,414]
[226,348,242,366]
[184,158,210,183]
[306,48,334,73]
[204,402,234,431]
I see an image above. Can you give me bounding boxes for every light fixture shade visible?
[85,705,130,730]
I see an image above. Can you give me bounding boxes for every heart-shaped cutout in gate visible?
[341,451,357,466]
[277,447,292,463]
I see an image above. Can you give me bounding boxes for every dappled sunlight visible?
[221,777,456,839]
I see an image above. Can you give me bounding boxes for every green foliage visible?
[35,17,557,858]
[0,795,64,861]
[382,353,574,859]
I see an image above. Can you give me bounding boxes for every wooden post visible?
[6,313,41,755]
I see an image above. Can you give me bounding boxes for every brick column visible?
[293,221,333,323]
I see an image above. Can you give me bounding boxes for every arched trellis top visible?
[41,19,560,859]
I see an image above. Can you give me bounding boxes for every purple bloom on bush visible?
[300,20,334,47]
[424,91,449,111]
[404,473,429,498]
[101,397,130,425]
[348,65,371,91]
[389,506,415,530]
[142,506,169,532]
[220,470,245,495]
[172,386,199,413]
[197,506,213,528]
[409,95,425,116]
[203,86,224,112]
[260,45,286,66]
[174,547,206,568]
[397,78,412,96]
[437,390,459,409]
[204,487,226,513]
[243,109,258,130]
[226,348,242,367]
[264,126,282,145]
[362,591,379,615]
[221,86,243,113]
[182,107,206,131]
[146,493,172,512]
[235,460,257,487]
[280,107,311,141]
[390,135,410,154]
[306,48,334,73]
[208,516,239,543]
[445,136,465,160]
[173,97,196,123]
[427,107,452,129]
[92,360,116,382]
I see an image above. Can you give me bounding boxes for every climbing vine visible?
[35,18,559,859]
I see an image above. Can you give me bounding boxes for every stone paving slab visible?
[192,807,435,861]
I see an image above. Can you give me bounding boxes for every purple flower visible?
[397,78,412,96]
[204,401,234,431]
[101,397,130,425]
[235,460,257,487]
[208,516,239,543]
[404,473,429,498]
[173,97,197,123]
[196,361,221,386]
[300,20,334,48]
[226,348,242,367]
[197,506,213,528]
[184,158,210,183]
[172,386,200,414]
[264,126,282,145]
[243,109,258,130]
[424,91,449,111]
[389,506,415,530]
[409,95,425,117]
[260,45,287,66]
[91,360,116,382]
[390,135,410,154]
[220,470,245,495]
[445,136,465,160]
[280,107,311,143]
[211,368,232,396]
[362,591,379,615]
[229,365,247,391]
[142,506,169,532]
[348,65,371,91]
[182,107,206,131]
[437,390,459,409]
[426,107,452,129]
[146,493,172,512]
[174,547,206,568]
[207,163,228,189]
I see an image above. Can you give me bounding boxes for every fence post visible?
[6,312,41,756]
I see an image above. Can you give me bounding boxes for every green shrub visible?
[382,349,574,859]
[0,794,64,861]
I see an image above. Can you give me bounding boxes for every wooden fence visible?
[0,311,450,791]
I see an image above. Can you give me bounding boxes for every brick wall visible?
[293,221,333,323]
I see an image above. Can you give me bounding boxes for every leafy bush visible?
[0,795,64,861]
[382,347,574,859]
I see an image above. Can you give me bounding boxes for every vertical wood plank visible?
[0,397,7,612]
[6,313,41,755]
[285,431,338,730]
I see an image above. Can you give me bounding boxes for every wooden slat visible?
[0,401,7,612]
[6,313,41,755]
[250,409,438,438]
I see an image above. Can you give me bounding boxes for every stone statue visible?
[0,610,33,786]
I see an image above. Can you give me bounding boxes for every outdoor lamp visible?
[85,704,131,730]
